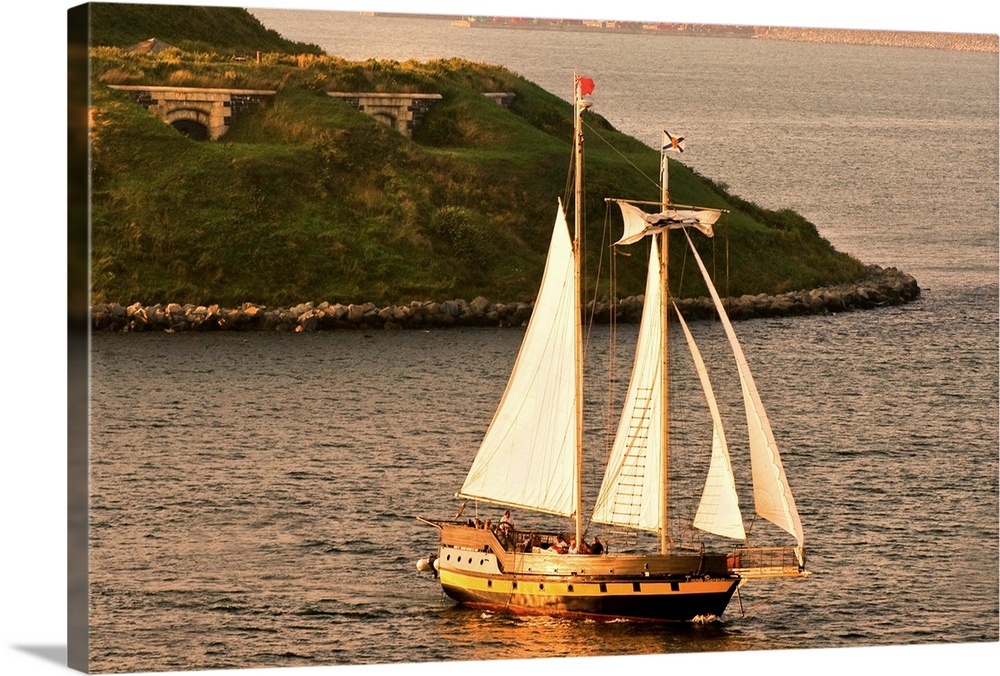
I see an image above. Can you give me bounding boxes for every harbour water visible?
[87,9,998,674]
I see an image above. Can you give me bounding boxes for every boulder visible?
[470,296,491,315]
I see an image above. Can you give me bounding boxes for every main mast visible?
[572,76,589,548]
[659,140,670,555]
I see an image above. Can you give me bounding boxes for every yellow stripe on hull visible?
[439,568,736,597]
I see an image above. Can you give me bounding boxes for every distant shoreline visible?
[371,13,998,53]
[90,265,920,333]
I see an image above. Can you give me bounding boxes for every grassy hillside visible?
[87,11,865,308]
[85,2,322,54]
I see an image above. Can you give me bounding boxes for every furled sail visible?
[682,229,804,548]
[673,303,747,541]
[457,202,578,517]
[613,200,722,246]
[591,239,664,532]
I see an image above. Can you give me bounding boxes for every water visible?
[88,11,998,674]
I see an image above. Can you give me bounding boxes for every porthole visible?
[632,582,641,592]
[599,583,607,593]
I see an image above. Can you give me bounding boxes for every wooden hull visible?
[433,522,740,622]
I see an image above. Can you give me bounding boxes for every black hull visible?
[442,579,739,622]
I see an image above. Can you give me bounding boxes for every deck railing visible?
[727,546,809,579]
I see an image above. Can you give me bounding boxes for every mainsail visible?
[674,303,746,541]
[591,239,664,532]
[682,229,804,549]
[457,202,578,517]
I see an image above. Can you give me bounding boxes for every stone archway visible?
[327,92,444,137]
[163,106,216,141]
[170,118,210,140]
[369,111,398,130]
[107,86,276,140]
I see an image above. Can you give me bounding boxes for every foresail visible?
[674,303,746,541]
[614,200,721,246]
[682,229,804,548]
[457,202,578,517]
[591,240,663,532]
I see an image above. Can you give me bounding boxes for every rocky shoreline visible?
[91,265,919,333]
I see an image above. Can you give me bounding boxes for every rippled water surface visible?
[88,11,998,673]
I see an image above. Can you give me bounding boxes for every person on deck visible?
[498,509,514,533]
[552,534,569,554]
[589,536,604,555]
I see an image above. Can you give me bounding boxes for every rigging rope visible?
[726,223,731,312]
[605,204,619,464]
[583,119,661,193]
[677,236,688,299]
[583,203,609,356]
[563,137,576,209]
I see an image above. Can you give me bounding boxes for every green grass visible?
[85,2,323,54]
[88,10,866,308]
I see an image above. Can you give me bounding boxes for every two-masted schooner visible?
[418,76,808,622]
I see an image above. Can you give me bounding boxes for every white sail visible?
[613,200,721,246]
[673,303,747,541]
[682,229,804,548]
[591,240,664,532]
[457,202,578,517]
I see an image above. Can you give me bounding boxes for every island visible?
[74,3,920,332]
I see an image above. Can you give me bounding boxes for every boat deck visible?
[430,520,732,579]
[423,519,808,580]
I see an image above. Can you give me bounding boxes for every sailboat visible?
[418,77,809,622]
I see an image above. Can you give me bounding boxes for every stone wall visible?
[107,85,276,140]
[91,265,919,333]
[326,92,443,137]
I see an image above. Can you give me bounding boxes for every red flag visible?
[575,76,595,96]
